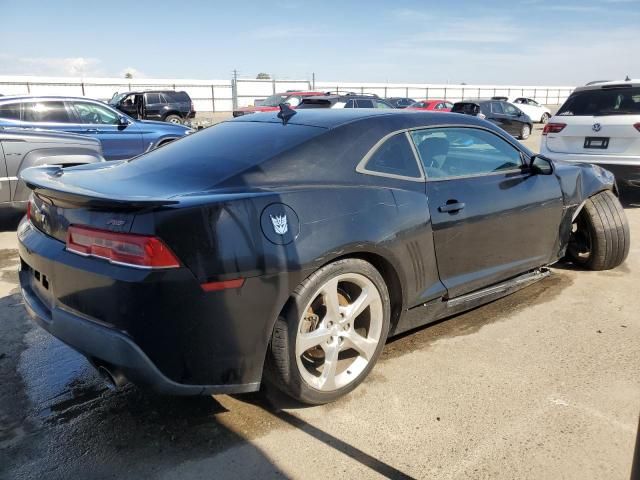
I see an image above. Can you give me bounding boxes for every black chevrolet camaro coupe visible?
[18,108,629,404]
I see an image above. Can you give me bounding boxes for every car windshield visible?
[557,87,640,116]
[260,94,289,107]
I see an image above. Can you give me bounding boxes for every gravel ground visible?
[0,136,638,480]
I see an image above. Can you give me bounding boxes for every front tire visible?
[519,123,531,140]
[266,258,390,405]
[540,113,550,124]
[566,190,630,270]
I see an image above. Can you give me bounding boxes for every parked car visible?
[297,92,394,109]
[540,79,640,187]
[18,108,629,404]
[0,127,103,210]
[510,97,552,123]
[233,91,326,117]
[386,97,415,108]
[109,90,195,124]
[0,96,192,160]
[452,99,533,139]
[406,99,454,112]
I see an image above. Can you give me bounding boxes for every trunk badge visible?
[592,123,602,132]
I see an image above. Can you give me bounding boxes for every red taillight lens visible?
[66,225,180,269]
[634,122,640,132]
[542,123,566,135]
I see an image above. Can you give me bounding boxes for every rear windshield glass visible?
[452,103,479,115]
[127,121,325,182]
[557,87,640,116]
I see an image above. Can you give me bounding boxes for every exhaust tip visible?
[97,365,128,390]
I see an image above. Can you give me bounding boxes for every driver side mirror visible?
[529,155,553,175]
[117,116,130,126]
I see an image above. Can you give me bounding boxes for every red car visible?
[233,91,326,117]
[406,99,454,112]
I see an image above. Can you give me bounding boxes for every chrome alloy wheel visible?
[295,273,384,392]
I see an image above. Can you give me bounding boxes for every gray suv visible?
[0,126,104,210]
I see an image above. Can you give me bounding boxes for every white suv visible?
[540,80,640,187]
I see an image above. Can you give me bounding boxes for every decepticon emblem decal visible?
[592,123,602,132]
[270,214,288,235]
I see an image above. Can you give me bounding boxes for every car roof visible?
[0,95,107,103]
[115,90,189,95]
[573,79,640,92]
[453,99,492,104]
[228,108,498,130]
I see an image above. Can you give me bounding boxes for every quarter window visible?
[356,99,374,108]
[490,101,504,114]
[145,93,161,104]
[72,102,120,124]
[410,127,523,179]
[23,101,71,123]
[361,133,421,179]
[0,103,20,120]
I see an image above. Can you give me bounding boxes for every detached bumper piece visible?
[20,267,260,396]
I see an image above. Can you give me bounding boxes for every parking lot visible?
[0,125,638,479]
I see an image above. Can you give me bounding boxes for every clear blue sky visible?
[1,0,638,85]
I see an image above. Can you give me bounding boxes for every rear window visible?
[127,121,325,181]
[452,103,480,115]
[557,87,640,116]
[164,91,190,103]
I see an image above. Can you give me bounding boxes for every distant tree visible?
[256,72,271,80]
[124,72,133,79]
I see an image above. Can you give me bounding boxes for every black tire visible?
[164,114,183,124]
[540,113,550,124]
[518,123,531,140]
[266,258,391,405]
[567,190,630,270]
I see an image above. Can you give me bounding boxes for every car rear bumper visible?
[542,151,640,187]
[16,219,282,395]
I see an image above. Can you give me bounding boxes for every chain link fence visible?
[0,75,575,112]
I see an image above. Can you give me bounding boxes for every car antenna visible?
[277,103,296,124]
[625,75,631,81]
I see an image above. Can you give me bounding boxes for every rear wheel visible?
[266,258,390,404]
[519,123,531,140]
[566,190,630,270]
[164,114,183,124]
[540,113,550,124]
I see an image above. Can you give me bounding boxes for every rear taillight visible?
[634,123,640,132]
[66,225,180,269]
[542,123,566,135]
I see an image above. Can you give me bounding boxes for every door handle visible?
[438,201,466,213]
[84,128,99,133]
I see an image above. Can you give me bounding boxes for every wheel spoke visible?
[345,287,374,322]
[321,278,341,320]
[343,331,378,360]
[318,343,340,390]
[298,327,332,353]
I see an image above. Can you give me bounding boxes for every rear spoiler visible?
[20,165,179,209]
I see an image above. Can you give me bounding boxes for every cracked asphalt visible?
[0,133,638,479]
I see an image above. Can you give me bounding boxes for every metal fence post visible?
[405,86,409,97]
[81,82,85,96]
[272,77,276,95]
[211,85,216,113]
[232,70,238,110]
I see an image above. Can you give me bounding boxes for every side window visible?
[145,93,161,104]
[410,127,523,180]
[445,102,454,109]
[356,99,374,108]
[376,100,392,109]
[490,101,504,114]
[72,102,120,125]
[503,103,520,116]
[0,103,21,120]
[344,99,356,108]
[360,133,422,179]
[23,101,71,123]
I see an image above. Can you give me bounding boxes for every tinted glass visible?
[0,103,20,120]
[376,100,392,109]
[452,103,479,115]
[490,102,504,114]
[260,94,289,107]
[557,87,640,116]
[503,103,520,115]
[146,93,161,104]
[128,121,325,179]
[23,101,71,123]
[165,91,190,102]
[344,99,356,108]
[356,99,374,108]
[411,127,522,179]
[73,102,120,124]
[364,133,421,178]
